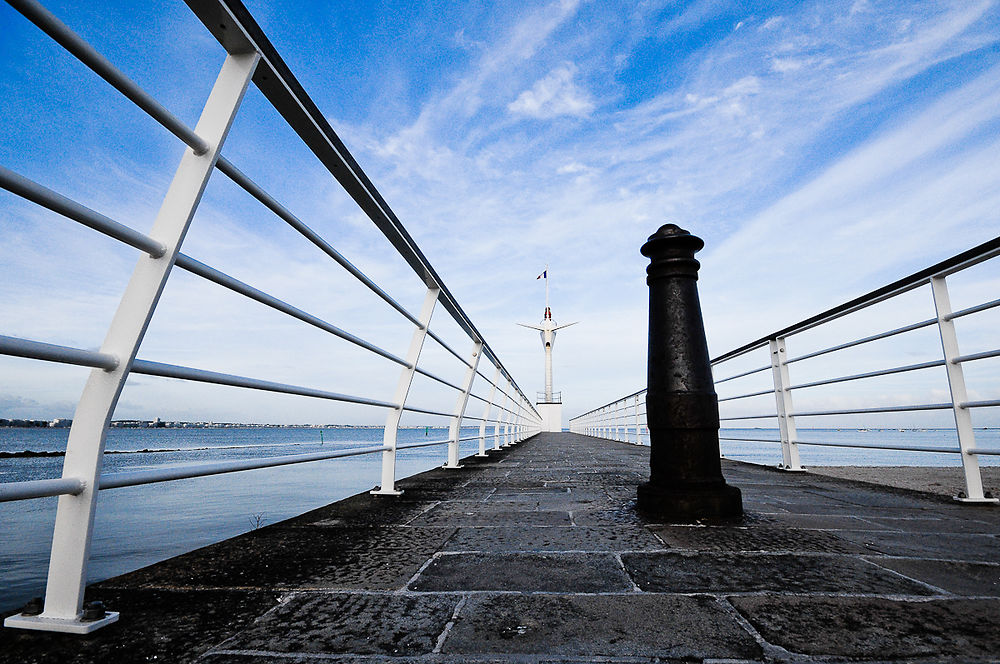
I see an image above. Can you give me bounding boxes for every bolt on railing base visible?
[5,611,119,635]
[370,487,403,496]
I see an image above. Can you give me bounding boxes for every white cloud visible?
[508,64,595,119]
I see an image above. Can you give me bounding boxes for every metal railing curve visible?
[0,0,541,633]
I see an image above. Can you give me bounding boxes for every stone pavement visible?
[2,431,999,663]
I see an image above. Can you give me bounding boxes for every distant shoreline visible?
[0,420,447,430]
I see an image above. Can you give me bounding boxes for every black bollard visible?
[636,224,742,521]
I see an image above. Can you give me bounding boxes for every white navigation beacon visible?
[519,266,576,433]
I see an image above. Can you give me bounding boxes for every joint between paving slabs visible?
[432,593,469,653]
[856,556,954,596]
[203,591,302,657]
[714,595,799,663]
[401,500,443,526]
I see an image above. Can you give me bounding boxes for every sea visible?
[1,425,997,612]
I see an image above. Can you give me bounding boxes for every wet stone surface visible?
[4,432,1000,663]
[217,592,460,656]
[867,557,1000,595]
[103,526,455,590]
[444,593,763,659]
[442,525,664,552]
[650,523,866,553]
[622,551,935,595]
[731,596,1000,659]
[409,552,632,592]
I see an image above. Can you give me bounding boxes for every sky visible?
[1,0,999,427]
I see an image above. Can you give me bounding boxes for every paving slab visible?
[216,592,460,656]
[834,529,1000,562]
[442,525,663,552]
[731,596,1000,660]
[866,557,1000,596]
[409,552,632,592]
[622,551,935,594]
[443,593,763,659]
[102,526,454,590]
[650,524,865,553]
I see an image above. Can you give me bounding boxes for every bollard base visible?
[637,481,743,522]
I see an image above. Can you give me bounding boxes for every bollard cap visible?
[641,224,704,258]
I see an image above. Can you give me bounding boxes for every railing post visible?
[477,366,501,457]
[769,337,804,471]
[373,287,439,495]
[4,51,259,635]
[445,340,483,469]
[634,393,642,444]
[492,402,503,451]
[637,224,742,521]
[931,276,997,503]
[503,385,513,446]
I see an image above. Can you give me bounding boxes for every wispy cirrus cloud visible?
[508,64,594,119]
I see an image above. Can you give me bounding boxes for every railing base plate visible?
[442,464,464,470]
[370,488,403,496]
[778,465,807,472]
[953,496,999,504]
[4,612,119,634]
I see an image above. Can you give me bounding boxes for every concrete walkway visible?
[2,432,999,662]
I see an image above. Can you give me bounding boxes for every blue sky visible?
[1,0,999,426]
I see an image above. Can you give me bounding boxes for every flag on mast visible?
[536,270,547,279]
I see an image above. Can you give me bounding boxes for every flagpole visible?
[545,263,549,314]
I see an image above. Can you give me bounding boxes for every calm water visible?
[1,425,997,612]
[0,426,486,612]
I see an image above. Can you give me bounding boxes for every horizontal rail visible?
[174,253,408,367]
[719,414,778,421]
[793,439,960,454]
[396,430,512,453]
[953,348,1000,365]
[968,448,1000,456]
[0,335,118,370]
[426,329,474,369]
[945,296,1000,321]
[130,359,398,409]
[399,405,456,418]
[0,477,86,502]
[713,237,1000,366]
[794,403,952,417]
[719,436,780,443]
[412,366,463,393]
[785,319,937,365]
[962,399,1000,409]
[0,165,166,257]
[712,365,769,384]
[8,0,210,154]
[718,389,773,402]
[213,156,422,328]
[788,359,945,391]
[99,444,389,490]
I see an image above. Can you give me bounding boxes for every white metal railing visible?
[0,0,541,633]
[571,234,1000,504]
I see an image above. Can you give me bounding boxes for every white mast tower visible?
[519,265,576,432]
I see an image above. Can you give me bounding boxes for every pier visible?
[3,0,1000,660]
[2,431,998,662]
